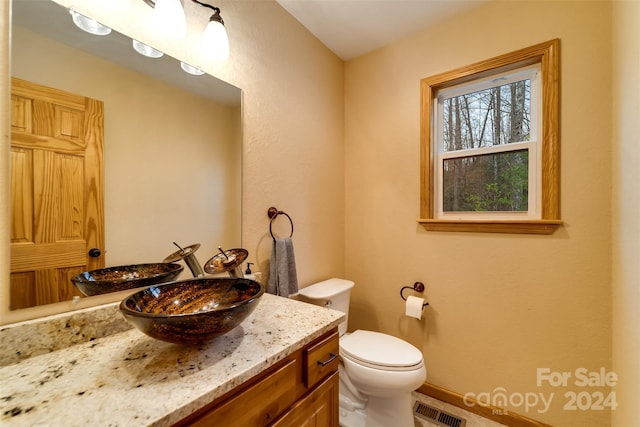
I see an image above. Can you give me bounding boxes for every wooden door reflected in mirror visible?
[10,77,105,309]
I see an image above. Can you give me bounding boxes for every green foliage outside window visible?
[443,150,529,212]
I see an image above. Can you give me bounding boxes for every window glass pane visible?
[443,149,529,212]
[442,78,531,153]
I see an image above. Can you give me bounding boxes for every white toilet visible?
[297,278,426,427]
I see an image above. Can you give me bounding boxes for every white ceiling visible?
[274,0,488,60]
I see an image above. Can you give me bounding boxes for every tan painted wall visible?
[345,1,613,426]
[0,0,345,323]
[611,1,640,426]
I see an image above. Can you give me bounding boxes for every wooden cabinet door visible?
[271,372,339,427]
[10,77,104,309]
[186,359,300,427]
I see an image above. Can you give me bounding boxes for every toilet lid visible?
[339,330,424,371]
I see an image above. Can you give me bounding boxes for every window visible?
[419,39,561,234]
[436,66,539,218]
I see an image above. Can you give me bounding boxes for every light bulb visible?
[153,0,187,39]
[203,19,229,60]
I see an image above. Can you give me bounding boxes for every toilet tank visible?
[297,278,354,336]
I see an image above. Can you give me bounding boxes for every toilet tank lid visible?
[298,278,354,299]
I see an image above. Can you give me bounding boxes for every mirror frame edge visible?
[1,0,13,325]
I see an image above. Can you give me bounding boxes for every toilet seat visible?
[339,330,424,372]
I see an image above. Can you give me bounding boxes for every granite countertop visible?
[0,293,344,427]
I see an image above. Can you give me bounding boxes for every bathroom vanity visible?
[178,327,340,426]
[0,293,343,426]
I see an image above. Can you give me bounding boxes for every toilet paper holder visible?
[400,282,429,307]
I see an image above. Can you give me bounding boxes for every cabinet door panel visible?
[187,359,299,427]
[271,372,339,427]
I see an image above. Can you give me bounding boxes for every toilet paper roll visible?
[405,295,425,320]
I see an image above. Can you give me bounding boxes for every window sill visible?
[417,219,563,235]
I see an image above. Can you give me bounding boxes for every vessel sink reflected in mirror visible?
[71,263,184,297]
[119,278,265,345]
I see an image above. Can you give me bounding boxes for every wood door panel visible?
[33,150,57,243]
[11,131,88,154]
[56,153,85,240]
[30,99,86,143]
[9,271,35,311]
[34,269,60,306]
[10,147,34,243]
[31,151,85,242]
[34,267,84,306]
[32,99,56,137]
[10,266,84,310]
[10,94,32,132]
[11,241,88,271]
[10,77,104,309]
[55,105,85,141]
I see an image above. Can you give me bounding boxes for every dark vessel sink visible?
[119,277,264,345]
[71,263,184,296]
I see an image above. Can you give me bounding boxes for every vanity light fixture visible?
[133,40,164,58]
[143,0,187,39]
[69,9,112,36]
[142,0,230,61]
[193,0,230,60]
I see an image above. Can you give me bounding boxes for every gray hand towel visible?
[267,237,299,297]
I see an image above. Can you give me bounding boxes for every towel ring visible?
[400,282,429,307]
[268,207,294,240]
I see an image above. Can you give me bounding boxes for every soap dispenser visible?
[245,262,253,275]
[244,262,261,282]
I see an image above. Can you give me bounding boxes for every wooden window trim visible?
[419,39,561,235]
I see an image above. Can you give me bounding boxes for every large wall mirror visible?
[6,0,242,316]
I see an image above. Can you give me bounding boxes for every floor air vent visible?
[413,401,467,427]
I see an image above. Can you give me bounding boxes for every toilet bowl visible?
[297,279,427,427]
